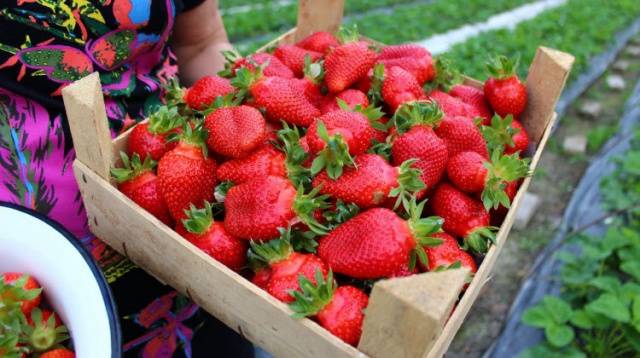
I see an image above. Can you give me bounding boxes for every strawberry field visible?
[217,1,640,357]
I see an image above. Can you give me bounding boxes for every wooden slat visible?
[73,161,362,358]
[295,0,345,41]
[359,269,469,358]
[61,72,113,182]
[521,47,575,144]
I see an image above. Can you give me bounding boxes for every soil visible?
[446,34,640,357]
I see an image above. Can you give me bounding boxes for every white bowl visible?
[0,203,121,358]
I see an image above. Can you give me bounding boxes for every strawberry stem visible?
[481,149,531,210]
[148,106,184,135]
[310,121,356,179]
[486,55,519,80]
[276,122,312,187]
[463,226,498,254]
[110,152,156,184]
[289,269,336,318]
[293,185,330,235]
[424,56,462,93]
[480,114,520,153]
[336,25,360,44]
[248,228,294,269]
[404,197,445,270]
[392,100,444,134]
[389,159,426,210]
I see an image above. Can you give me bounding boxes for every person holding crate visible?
[0,0,254,356]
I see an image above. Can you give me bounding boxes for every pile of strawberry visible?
[0,273,75,358]
[112,27,531,346]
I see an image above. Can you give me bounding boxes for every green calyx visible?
[463,226,498,254]
[201,93,243,116]
[486,55,519,80]
[310,121,356,179]
[323,199,360,230]
[25,308,70,352]
[433,260,463,272]
[217,50,243,78]
[171,121,209,157]
[293,185,330,235]
[337,25,361,44]
[392,100,444,135]
[303,55,325,85]
[0,275,42,322]
[424,56,462,93]
[367,63,385,106]
[214,181,234,202]
[276,122,312,187]
[182,201,214,235]
[163,78,187,108]
[389,159,426,210]
[481,149,531,210]
[480,114,520,152]
[289,269,335,319]
[368,139,392,161]
[110,151,156,184]
[291,230,320,253]
[403,197,445,271]
[248,227,295,269]
[148,106,184,135]
[337,98,386,131]
[229,64,265,101]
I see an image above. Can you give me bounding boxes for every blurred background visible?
[221,1,640,357]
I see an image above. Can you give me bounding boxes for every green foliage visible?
[586,124,618,153]
[521,131,640,357]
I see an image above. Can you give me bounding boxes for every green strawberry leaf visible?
[586,293,630,323]
[544,323,574,348]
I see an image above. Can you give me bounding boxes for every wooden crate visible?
[62,1,574,356]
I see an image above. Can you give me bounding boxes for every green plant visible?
[521,130,640,357]
[586,124,618,153]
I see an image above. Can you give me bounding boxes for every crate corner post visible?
[62,72,114,182]
[358,269,469,358]
[294,0,345,41]
[521,47,575,144]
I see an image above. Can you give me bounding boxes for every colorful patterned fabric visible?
[0,1,254,356]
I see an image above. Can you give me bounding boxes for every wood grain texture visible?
[61,72,113,182]
[295,0,345,41]
[521,47,575,144]
[359,269,469,358]
[73,160,363,358]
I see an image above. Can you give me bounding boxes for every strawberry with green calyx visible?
[158,122,217,221]
[323,200,360,229]
[274,45,323,78]
[222,51,295,79]
[435,114,489,159]
[324,25,376,93]
[480,114,529,155]
[177,201,247,271]
[163,77,188,110]
[128,106,184,161]
[320,89,369,114]
[318,198,444,279]
[423,57,463,93]
[248,228,328,302]
[111,152,173,225]
[431,183,497,254]
[216,145,287,186]
[447,149,530,210]
[184,75,235,111]
[296,31,339,54]
[275,122,313,187]
[231,66,320,127]
[382,65,427,112]
[427,89,475,119]
[289,270,368,346]
[0,273,42,318]
[224,175,329,240]
[449,84,493,124]
[484,55,527,117]
[360,62,385,106]
[40,348,75,358]
[203,94,267,159]
[421,232,478,273]
[312,153,425,209]
[290,56,326,108]
[376,44,435,85]
[390,101,448,193]
[23,308,70,353]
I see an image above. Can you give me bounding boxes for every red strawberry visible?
[232,52,295,78]
[177,201,247,271]
[23,308,70,353]
[490,180,520,226]
[320,89,369,114]
[232,68,320,127]
[421,232,477,273]
[307,108,379,178]
[449,84,492,123]
[274,45,323,77]
[0,273,41,317]
[204,104,266,159]
[40,349,75,358]
[480,114,529,155]
[249,231,328,302]
[431,183,496,254]
[382,65,427,112]
[318,200,444,279]
[128,106,183,161]
[377,44,435,84]
[289,271,368,346]
[390,101,448,193]
[111,152,172,225]
[184,75,234,110]
[296,31,339,54]
[484,55,527,117]
[447,150,529,210]
[313,154,424,209]
[373,116,390,143]
[291,78,324,108]
[435,115,489,158]
[390,262,419,277]
[158,124,217,221]
[224,176,328,240]
[216,145,286,185]
[324,28,376,93]
[427,89,475,118]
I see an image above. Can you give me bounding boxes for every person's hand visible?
[171,0,234,86]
